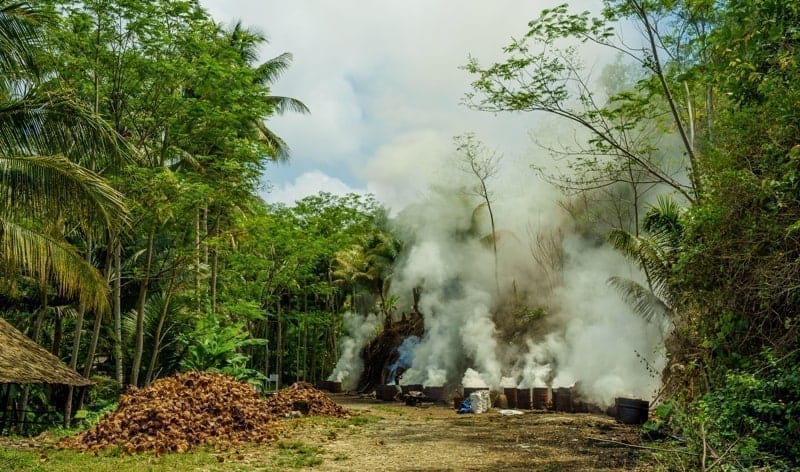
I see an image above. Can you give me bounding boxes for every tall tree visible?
[0,0,128,316]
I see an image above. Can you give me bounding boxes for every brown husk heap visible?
[59,372,347,454]
[264,381,349,417]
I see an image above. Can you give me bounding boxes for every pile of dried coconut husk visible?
[59,372,349,455]
[264,381,349,418]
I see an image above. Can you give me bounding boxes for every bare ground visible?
[278,393,652,471]
[0,393,657,471]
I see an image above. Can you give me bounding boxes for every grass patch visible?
[0,444,255,472]
[346,414,380,426]
[274,441,323,468]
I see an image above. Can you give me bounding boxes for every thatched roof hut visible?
[0,317,92,386]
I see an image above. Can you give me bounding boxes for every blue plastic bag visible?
[456,398,473,414]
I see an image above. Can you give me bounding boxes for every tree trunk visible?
[78,235,115,412]
[210,216,219,314]
[51,312,63,357]
[263,315,270,390]
[145,268,177,385]
[203,206,209,265]
[20,279,50,424]
[65,238,93,428]
[113,238,123,386]
[130,228,155,387]
[195,208,201,313]
[276,301,283,389]
[64,300,86,428]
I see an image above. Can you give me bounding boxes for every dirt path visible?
[280,394,651,471]
[0,393,654,471]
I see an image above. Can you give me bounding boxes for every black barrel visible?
[504,387,518,408]
[376,385,399,401]
[401,384,424,394]
[424,386,444,401]
[615,397,649,424]
[553,387,573,412]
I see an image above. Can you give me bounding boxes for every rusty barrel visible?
[401,384,424,394]
[532,387,550,409]
[503,387,518,408]
[424,386,444,401]
[516,388,532,410]
[553,387,573,412]
[327,381,342,393]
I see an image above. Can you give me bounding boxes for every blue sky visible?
[199,0,596,210]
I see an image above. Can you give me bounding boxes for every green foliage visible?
[658,350,800,469]
[179,313,267,389]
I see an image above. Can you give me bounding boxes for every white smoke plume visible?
[345,149,668,407]
[326,32,672,406]
[327,312,381,390]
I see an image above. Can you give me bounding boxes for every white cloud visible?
[200,0,605,207]
[264,170,365,205]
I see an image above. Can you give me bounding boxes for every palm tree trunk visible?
[131,227,155,387]
[276,301,282,389]
[64,300,86,428]
[145,268,177,385]
[195,208,201,311]
[210,216,219,313]
[19,278,49,424]
[203,206,209,265]
[78,233,115,408]
[51,311,63,357]
[113,238,123,385]
[65,239,93,428]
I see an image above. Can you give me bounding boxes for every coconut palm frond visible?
[224,20,266,66]
[332,246,370,283]
[0,88,133,170]
[0,1,48,80]
[265,95,309,115]
[0,154,128,231]
[122,291,186,345]
[162,146,198,171]
[644,195,683,244]
[254,120,290,162]
[608,275,671,323]
[607,228,639,260]
[254,52,293,85]
[0,218,110,314]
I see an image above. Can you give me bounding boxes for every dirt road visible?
[281,394,651,471]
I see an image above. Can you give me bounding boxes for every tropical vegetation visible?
[0,0,798,469]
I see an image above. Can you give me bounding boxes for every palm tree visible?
[0,1,129,316]
[223,21,309,161]
[607,195,683,325]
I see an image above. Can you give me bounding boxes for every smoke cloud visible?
[327,312,381,390]
[330,146,668,406]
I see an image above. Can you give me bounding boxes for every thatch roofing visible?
[0,317,92,386]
